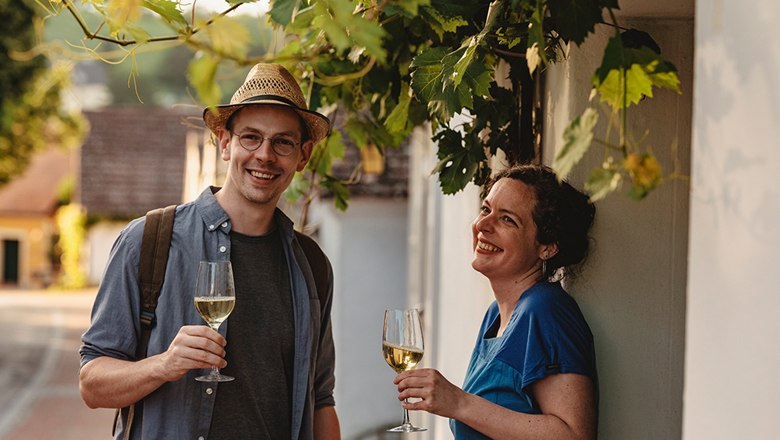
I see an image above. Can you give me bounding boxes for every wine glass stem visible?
[210,324,221,375]
[402,399,412,426]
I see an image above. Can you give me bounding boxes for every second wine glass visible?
[194,260,236,382]
[382,308,426,432]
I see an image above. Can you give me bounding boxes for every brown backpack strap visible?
[113,205,177,440]
[136,204,177,358]
[295,231,328,304]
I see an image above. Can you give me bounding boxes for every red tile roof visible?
[0,147,72,216]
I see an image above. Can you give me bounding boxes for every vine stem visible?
[606,7,628,157]
[61,0,243,47]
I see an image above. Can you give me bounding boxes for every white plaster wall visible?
[85,221,125,285]
[544,19,693,440]
[310,198,410,439]
[684,1,780,438]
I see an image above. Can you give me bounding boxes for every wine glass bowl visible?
[383,308,426,432]
[194,261,236,382]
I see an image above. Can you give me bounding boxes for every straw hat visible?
[202,63,331,145]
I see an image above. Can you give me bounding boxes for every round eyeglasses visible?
[232,131,300,156]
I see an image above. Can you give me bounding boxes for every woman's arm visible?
[395,369,597,440]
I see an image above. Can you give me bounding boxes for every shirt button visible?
[206,387,213,395]
[198,436,205,440]
[219,246,227,253]
[208,224,215,231]
[221,222,228,228]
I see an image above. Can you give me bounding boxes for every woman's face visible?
[471,178,547,282]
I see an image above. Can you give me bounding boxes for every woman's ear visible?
[540,242,559,260]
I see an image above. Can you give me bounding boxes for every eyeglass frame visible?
[229,130,303,157]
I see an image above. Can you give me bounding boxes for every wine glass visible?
[382,308,426,432]
[194,261,236,382]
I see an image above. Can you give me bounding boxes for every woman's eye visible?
[502,216,517,225]
[480,206,490,214]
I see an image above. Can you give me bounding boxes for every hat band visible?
[240,94,301,109]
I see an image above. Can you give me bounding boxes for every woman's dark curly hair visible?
[487,164,596,280]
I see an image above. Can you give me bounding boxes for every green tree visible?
[43,0,681,204]
[0,0,85,186]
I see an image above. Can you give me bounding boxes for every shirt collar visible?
[195,186,296,238]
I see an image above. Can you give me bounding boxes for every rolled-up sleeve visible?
[79,218,145,368]
[313,260,336,409]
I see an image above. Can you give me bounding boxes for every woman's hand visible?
[393,368,466,419]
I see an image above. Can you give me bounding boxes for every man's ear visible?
[217,129,232,161]
[296,139,314,172]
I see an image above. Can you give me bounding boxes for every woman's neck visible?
[490,269,542,336]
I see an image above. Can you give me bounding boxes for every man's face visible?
[217,105,312,208]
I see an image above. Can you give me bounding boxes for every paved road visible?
[0,289,115,439]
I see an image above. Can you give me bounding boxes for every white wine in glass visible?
[194,261,236,382]
[383,308,426,432]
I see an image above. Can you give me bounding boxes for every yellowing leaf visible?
[202,16,249,59]
[107,0,144,29]
[188,55,221,107]
[384,82,412,134]
[526,43,540,74]
[585,164,622,201]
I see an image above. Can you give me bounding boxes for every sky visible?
[189,0,270,15]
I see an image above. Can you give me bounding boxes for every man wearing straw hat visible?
[79,63,341,439]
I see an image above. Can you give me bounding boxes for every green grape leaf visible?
[410,47,448,104]
[395,0,431,16]
[434,151,479,194]
[283,172,311,203]
[311,0,386,60]
[431,128,483,194]
[321,176,350,211]
[452,37,478,88]
[594,36,681,107]
[308,129,344,176]
[421,5,468,41]
[553,107,599,178]
[269,0,298,26]
[547,0,603,45]
[344,118,370,148]
[142,0,186,26]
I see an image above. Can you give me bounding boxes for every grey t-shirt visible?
[208,228,294,439]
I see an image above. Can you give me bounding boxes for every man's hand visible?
[156,325,227,381]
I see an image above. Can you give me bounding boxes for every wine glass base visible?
[387,424,427,433]
[195,374,234,382]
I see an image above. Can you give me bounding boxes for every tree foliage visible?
[0,0,85,187]
[40,0,682,204]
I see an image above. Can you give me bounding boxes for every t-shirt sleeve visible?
[502,290,595,391]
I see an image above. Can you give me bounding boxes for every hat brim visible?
[203,99,331,145]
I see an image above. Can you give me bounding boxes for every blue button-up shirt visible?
[80,187,336,439]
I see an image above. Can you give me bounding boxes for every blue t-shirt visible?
[450,282,597,439]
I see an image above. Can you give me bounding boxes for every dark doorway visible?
[2,239,20,284]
